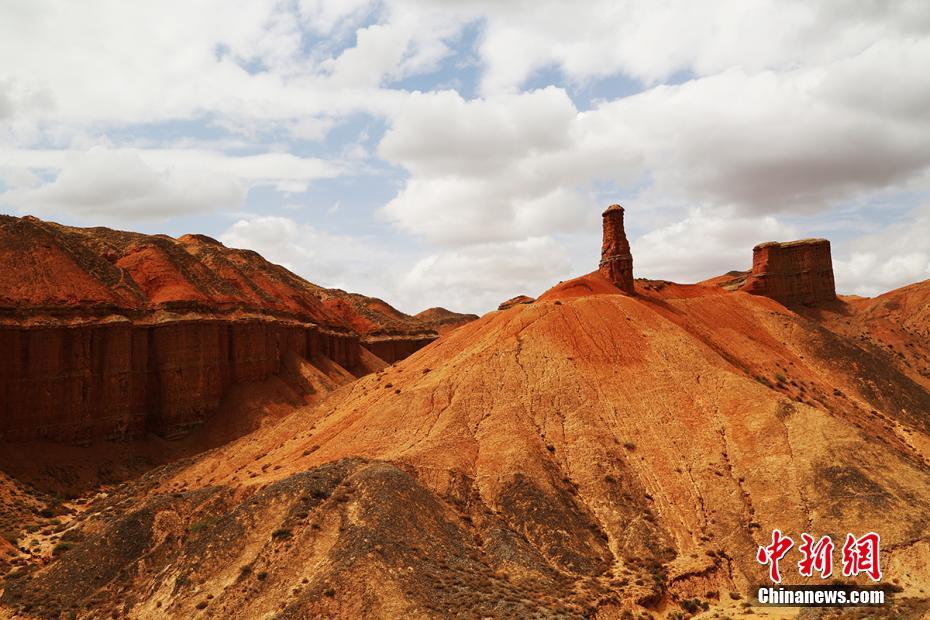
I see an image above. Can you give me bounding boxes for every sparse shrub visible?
[257,571,268,581]
[52,542,73,555]
[623,442,636,451]
[729,591,742,600]
[195,600,208,610]
[271,528,292,540]
[323,587,335,597]
[775,372,787,384]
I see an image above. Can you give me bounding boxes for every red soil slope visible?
[6,271,929,618]
[0,215,438,442]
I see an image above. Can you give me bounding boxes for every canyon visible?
[0,215,457,443]
[1,209,929,619]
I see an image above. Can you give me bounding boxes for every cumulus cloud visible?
[631,208,798,283]
[470,0,930,93]
[834,205,930,297]
[397,236,573,313]
[1,147,243,220]
[379,33,930,249]
[379,87,635,244]
[0,146,340,221]
[219,215,395,295]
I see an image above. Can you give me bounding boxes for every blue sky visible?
[1,1,929,313]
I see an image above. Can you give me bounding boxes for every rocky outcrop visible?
[361,334,436,364]
[0,319,359,442]
[414,307,479,336]
[0,215,446,443]
[598,204,634,294]
[743,239,836,306]
[498,295,535,311]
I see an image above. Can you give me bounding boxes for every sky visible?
[1,1,929,314]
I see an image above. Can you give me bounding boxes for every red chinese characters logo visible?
[842,532,882,582]
[757,531,882,583]
[756,529,794,583]
[798,533,834,579]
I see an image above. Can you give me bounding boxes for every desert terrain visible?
[1,210,929,619]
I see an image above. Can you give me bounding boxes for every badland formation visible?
[1,207,929,619]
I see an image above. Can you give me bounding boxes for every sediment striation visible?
[742,238,836,305]
[598,204,635,294]
[0,215,433,442]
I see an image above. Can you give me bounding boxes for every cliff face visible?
[0,215,431,442]
[360,334,434,363]
[598,204,634,294]
[0,318,360,443]
[742,239,836,305]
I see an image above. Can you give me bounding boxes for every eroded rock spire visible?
[599,204,635,294]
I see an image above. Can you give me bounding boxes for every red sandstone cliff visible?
[598,204,634,294]
[0,215,440,442]
[742,238,836,306]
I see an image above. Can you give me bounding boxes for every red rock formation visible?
[743,239,836,306]
[598,204,634,294]
[0,319,359,442]
[0,215,440,442]
[498,295,535,311]
[360,335,434,364]
[413,307,479,336]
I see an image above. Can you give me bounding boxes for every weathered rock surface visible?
[598,203,635,293]
[413,307,479,336]
[0,215,442,441]
[497,295,535,311]
[742,238,836,305]
[8,271,930,618]
[0,319,359,441]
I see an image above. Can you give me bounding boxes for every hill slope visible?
[5,272,929,618]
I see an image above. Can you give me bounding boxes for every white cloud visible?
[834,205,930,296]
[379,87,633,244]
[631,207,798,283]
[0,146,244,220]
[378,35,930,248]
[469,0,929,94]
[397,236,572,313]
[0,145,341,221]
[219,215,395,295]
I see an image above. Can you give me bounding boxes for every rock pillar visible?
[599,204,635,294]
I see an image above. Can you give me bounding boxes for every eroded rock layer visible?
[0,319,359,442]
[0,215,440,442]
[743,238,836,305]
[598,204,634,294]
[360,334,435,364]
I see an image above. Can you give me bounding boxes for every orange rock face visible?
[0,215,440,442]
[743,239,836,305]
[598,204,634,294]
[497,295,535,311]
